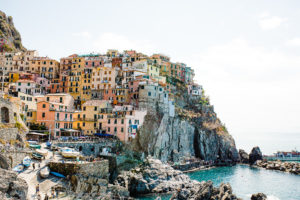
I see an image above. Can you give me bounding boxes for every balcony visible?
[73,118,97,122]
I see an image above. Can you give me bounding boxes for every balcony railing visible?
[73,118,97,122]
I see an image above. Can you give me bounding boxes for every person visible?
[51,189,54,198]
[44,193,49,200]
[55,189,59,198]
[37,193,41,200]
[36,184,40,194]
[33,163,35,170]
[38,163,40,168]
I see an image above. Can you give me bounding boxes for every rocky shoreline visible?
[114,157,268,200]
[255,160,300,175]
[239,146,300,175]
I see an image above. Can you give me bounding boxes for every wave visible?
[267,195,280,200]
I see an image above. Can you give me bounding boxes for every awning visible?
[60,129,80,132]
[94,133,113,137]
[27,132,47,136]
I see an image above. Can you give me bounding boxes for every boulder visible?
[0,168,28,199]
[249,147,262,165]
[116,157,200,196]
[238,149,249,164]
[251,193,267,200]
[170,181,239,200]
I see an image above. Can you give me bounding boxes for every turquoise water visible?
[137,165,300,200]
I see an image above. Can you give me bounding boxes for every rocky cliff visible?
[133,81,239,163]
[0,168,28,199]
[0,10,26,52]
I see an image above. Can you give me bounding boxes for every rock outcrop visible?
[170,181,240,200]
[133,83,239,164]
[116,157,200,195]
[255,160,300,175]
[0,10,26,52]
[249,146,262,165]
[0,168,28,199]
[239,149,249,164]
[251,193,267,200]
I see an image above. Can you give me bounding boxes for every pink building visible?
[36,93,78,138]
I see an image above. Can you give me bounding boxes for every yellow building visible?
[68,57,85,101]
[73,100,113,135]
[80,67,92,103]
[107,49,119,58]
[29,57,59,80]
[8,72,19,83]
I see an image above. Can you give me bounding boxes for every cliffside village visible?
[0,49,203,142]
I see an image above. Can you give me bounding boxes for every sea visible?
[137,164,300,200]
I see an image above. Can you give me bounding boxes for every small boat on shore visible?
[50,171,66,178]
[13,164,24,173]
[39,166,50,178]
[29,143,41,149]
[46,141,51,149]
[22,156,31,167]
[60,148,80,158]
[36,149,48,156]
[32,152,44,160]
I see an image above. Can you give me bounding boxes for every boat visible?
[50,171,66,178]
[32,152,44,160]
[22,156,31,167]
[39,166,50,178]
[60,148,80,158]
[13,164,24,173]
[46,141,51,148]
[36,149,48,156]
[29,144,41,149]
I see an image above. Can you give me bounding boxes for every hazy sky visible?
[1,0,300,154]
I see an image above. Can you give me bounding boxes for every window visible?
[59,97,63,103]
[65,114,67,119]
[46,97,49,101]
[121,128,124,132]
[42,104,46,108]
[94,123,97,127]
[148,92,151,96]
[108,119,110,124]
[94,107,97,111]
[121,119,124,124]
[83,122,85,127]
[83,107,86,111]
[77,123,80,127]
[108,127,110,132]
[114,119,117,124]
[42,112,45,118]
[114,127,117,132]
[129,119,132,124]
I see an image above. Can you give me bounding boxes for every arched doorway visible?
[0,155,9,169]
[1,107,9,123]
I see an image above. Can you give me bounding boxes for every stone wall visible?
[0,128,21,141]
[0,98,15,124]
[49,160,109,180]
[55,141,116,156]
[0,150,31,169]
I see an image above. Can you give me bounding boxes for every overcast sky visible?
[1,0,300,154]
